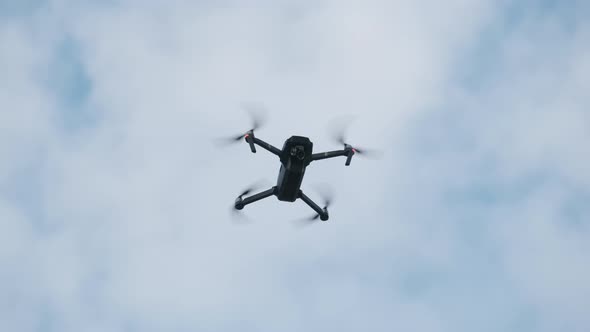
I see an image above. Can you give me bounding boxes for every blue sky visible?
[1,1,589,331]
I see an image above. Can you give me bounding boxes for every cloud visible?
[1,1,588,331]
[395,3,590,330]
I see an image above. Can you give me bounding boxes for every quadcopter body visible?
[276,135,312,202]
[232,127,363,221]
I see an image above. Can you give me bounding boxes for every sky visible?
[1,0,589,331]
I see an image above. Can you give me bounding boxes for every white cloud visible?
[2,1,589,331]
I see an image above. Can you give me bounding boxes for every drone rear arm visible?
[311,149,354,166]
[235,187,277,210]
[299,190,329,221]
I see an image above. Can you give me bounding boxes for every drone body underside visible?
[276,135,313,202]
[232,129,364,222]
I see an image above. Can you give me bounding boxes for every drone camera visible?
[290,145,306,160]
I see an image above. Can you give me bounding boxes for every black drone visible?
[224,110,374,222]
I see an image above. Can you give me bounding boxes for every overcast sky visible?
[1,1,589,331]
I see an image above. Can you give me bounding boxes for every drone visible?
[223,110,375,222]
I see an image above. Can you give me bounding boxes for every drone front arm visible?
[311,149,354,166]
[244,133,281,156]
[253,137,282,156]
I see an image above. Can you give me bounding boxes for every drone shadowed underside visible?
[222,107,376,222]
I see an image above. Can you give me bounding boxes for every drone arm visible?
[311,149,354,166]
[298,190,329,221]
[244,131,280,155]
[252,137,282,156]
[245,134,256,153]
[311,150,347,160]
[235,187,276,210]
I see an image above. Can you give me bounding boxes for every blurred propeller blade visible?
[328,117,382,159]
[313,183,334,208]
[237,179,269,199]
[230,205,253,224]
[291,213,320,228]
[352,147,383,158]
[216,102,269,146]
[215,133,248,146]
[241,102,268,132]
[329,115,355,146]
[230,179,270,224]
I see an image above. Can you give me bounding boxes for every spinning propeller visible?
[330,118,382,165]
[231,180,269,223]
[218,103,268,152]
[334,132,379,157]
